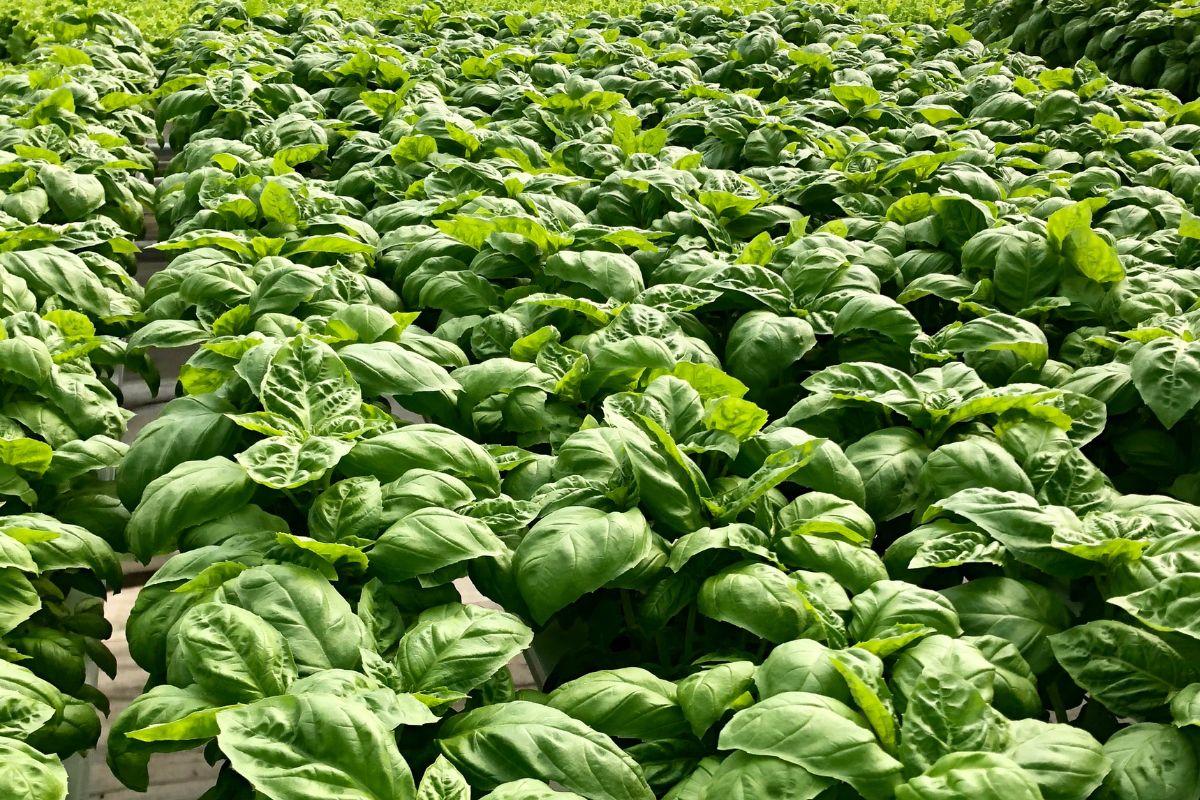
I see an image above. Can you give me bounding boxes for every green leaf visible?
[1130,338,1200,429]
[1110,573,1200,642]
[698,562,815,644]
[438,701,654,800]
[0,250,109,316]
[258,338,363,437]
[108,685,217,791]
[703,397,768,442]
[339,342,458,397]
[846,428,931,521]
[480,780,587,799]
[676,661,756,738]
[0,737,67,800]
[724,311,816,391]
[217,565,370,674]
[718,691,903,800]
[371,507,506,582]
[217,694,417,800]
[1171,684,1200,728]
[895,752,1043,800]
[39,164,105,219]
[308,476,382,542]
[544,250,645,302]
[416,756,470,800]
[125,704,236,743]
[1050,621,1192,717]
[117,394,242,509]
[395,603,532,694]
[342,425,500,497]
[237,435,353,490]
[941,577,1070,673]
[1100,723,1200,800]
[0,665,58,739]
[0,568,42,636]
[514,507,653,625]
[169,602,297,704]
[126,457,255,561]
[898,663,1008,774]
[703,752,831,799]
[939,314,1049,369]
[127,320,210,350]
[260,179,302,226]
[1063,226,1124,284]
[850,580,962,643]
[1003,718,1110,800]
[548,667,689,741]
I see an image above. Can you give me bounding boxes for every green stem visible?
[1048,684,1069,724]
[682,604,697,666]
[619,590,640,637]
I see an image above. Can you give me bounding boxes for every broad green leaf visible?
[217,565,370,674]
[339,342,458,398]
[1003,718,1110,800]
[370,507,505,581]
[395,603,532,694]
[698,562,815,644]
[0,568,42,636]
[724,311,816,391]
[549,667,689,741]
[941,577,1070,673]
[260,180,301,226]
[1130,338,1200,429]
[895,752,1043,800]
[117,394,242,509]
[1100,723,1200,800]
[481,780,587,799]
[126,457,255,561]
[416,756,470,800]
[676,661,756,738]
[0,737,67,800]
[1110,574,1200,642]
[898,664,1008,774]
[704,752,831,798]
[940,314,1049,369]
[107,685,217,791]
[40,164,104,219]
[438,701,654,800]
[342,425,500,497]
[544,250,645,302]
[845,428,931,521]
[1050,621,1192,717]
[1171,684,1200,728]
[125,704,235,743]
[514,507,654,624]
[218,694,417,800]
[238,435,353,489]
[258,338,363,437]
[1063,226,1124,284]
[169,603,296,704]
[718,691,903,799]
[850,580,962,643]
[308,476,382,542]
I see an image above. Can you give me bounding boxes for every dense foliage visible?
[971,0,1200,100]
[0,0,1197,796]
[66,1,1200,799]
[0,11,156,793]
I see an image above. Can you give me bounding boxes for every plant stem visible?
[682,604,697,666]
[1048,684,1069,724]
[619,590,640,637]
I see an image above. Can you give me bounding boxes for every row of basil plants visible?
[0,11,164,796]
[102,1,1200,799]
